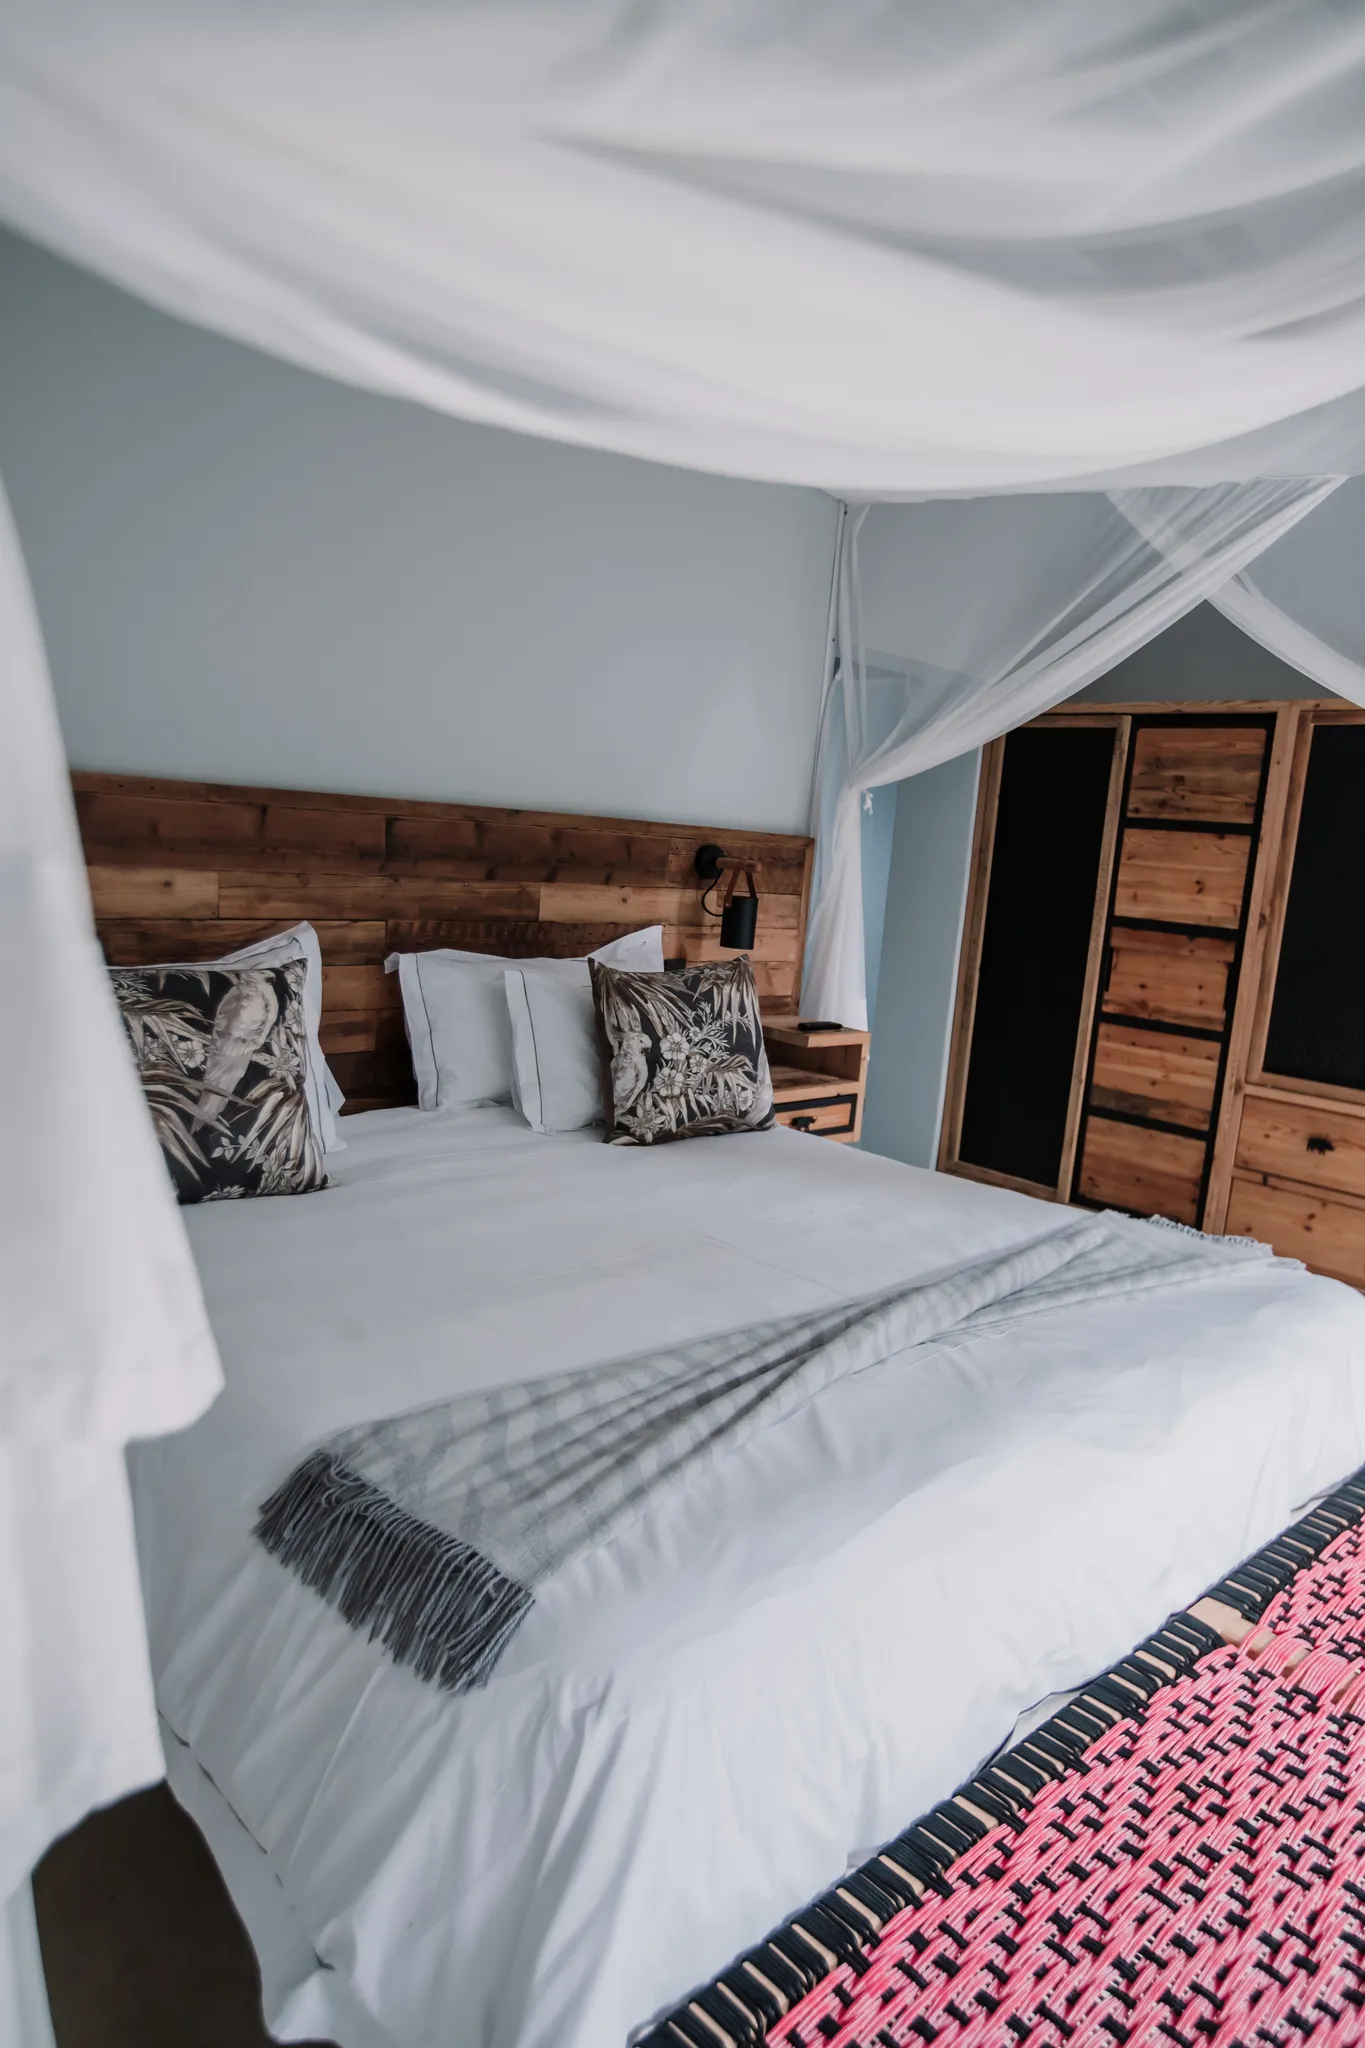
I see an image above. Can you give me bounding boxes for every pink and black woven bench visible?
[642,1469,1365,2048]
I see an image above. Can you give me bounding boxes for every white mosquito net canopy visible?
[5,4,1365,2011]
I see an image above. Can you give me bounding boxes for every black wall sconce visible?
[694,844,760,951]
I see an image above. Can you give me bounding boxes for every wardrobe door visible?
[946,722,1120,1196]
[1262,721,1365,1093]
[1071,716,1274,1226]
[1225,713,1365,1281]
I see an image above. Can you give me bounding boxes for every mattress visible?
[128,1105,1365,2048]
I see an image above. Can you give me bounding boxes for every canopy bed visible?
[7,9,1365,2048]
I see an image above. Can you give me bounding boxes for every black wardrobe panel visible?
[1265,724,1365,1091]
[959,726,1115,1187]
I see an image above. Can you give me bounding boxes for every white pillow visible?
[197,922,344,1151]
[388,926,664,1111]
[504,966,607,1133]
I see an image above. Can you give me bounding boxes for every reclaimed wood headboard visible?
[74,772,814,1112]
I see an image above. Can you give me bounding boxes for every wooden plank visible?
[217,873,540,920]
[95,919,388,965]
[1076,1116,1207,1225]
[1225,1173,1365,1287]
[74,791,265,855]
[1089,1022,1220,1132]
[674,928,800,965]
[1113,828,1251,927]
[320,964,400,1012]
[537,883,697,926]
[1103,927,1235,1031]
[87,866,219,918]
[664,836,809,894]
[384,919,645,956]
[540,882,800,930]
[1234,1095,1365,1203]
[74,767,813,845]
[1125,726,1267,825]
[262,805,387,863]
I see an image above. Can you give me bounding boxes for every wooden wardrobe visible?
[939,701,1365,1288]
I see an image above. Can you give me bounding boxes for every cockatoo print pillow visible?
[110,959,328,1202]
[589,956,775,1145]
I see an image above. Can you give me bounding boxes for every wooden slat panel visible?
[75,792,265,855]
[87,866,219,918]
[96,919,388,965]
[1234,1096,1365,1202]
[1076,1116,1206,1225]
[540,882,801,929]
[217,873,541,920]
[384,919,639,956]
[262,805,387,863]
[1089,1022,1221,1132]
[1225,1174,1365,1287]
[1103,927,1235,1030]
[664,836,809,894]
[320,964,401,1012]
[388,817,675,880]
[668,927,800,966]
[1126,727,1267,825]
[1114,828,1251,926]
[538,883,697,926]
[320,1006,408,1056]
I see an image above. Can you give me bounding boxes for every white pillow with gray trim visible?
[503,965,607,1132]
[388,926,663,1111]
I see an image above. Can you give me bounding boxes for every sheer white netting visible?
[802,481,1341,1028]
[1214,480,1365,704]
[4,1,1365,494]
[0,477,219,2024]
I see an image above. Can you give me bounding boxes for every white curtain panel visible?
[5,1,1365,495]
[1212,480,1365,706]
[802,479,1340,1029]
[0,477,220,1977]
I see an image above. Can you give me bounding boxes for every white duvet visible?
[129,1107,1365,2048]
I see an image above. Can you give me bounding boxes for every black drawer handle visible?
[790,1114,816,1132]
[1307,1133,1335,1155]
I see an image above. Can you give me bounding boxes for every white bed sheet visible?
[129,1106,1365,2048]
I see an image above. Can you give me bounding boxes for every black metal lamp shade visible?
[719,887,759,951]
[693,844,760,950]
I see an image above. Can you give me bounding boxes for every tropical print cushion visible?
[110,959,328,1203]
[589,956,775,1145]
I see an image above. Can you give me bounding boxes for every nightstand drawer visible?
[774,1092,857,1137]
[1235,1096,1365,1201]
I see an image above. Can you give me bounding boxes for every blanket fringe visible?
[255,1451,532,1692]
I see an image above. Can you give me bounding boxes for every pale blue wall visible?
[860,751,979,1165]
[0,227,836,834]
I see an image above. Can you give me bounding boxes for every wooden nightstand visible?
[762,1018,871,1143]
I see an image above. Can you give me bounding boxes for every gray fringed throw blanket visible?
[256,1214,1276,1692]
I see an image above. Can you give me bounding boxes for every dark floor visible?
[33,1784,335,2048]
